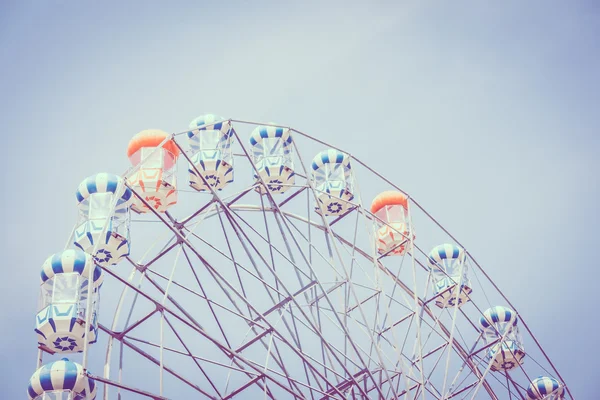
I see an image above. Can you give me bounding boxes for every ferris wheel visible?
[28,116,571,400]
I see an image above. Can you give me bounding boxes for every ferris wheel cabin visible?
[126,129,180,213]
[479,306,526,372]
[35,250,102,354]
[27,358,97,400]
[249,125,295,194]
[370,191,414,256]
[74,173,132,266]
[187,114,235,191]
[311,149,354,216]
[427,244,472,308]
[526,376,565,399]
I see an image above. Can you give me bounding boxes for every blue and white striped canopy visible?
[188,114,233,139]
[249,125,292,147]
[427,244,465,269]
[28,358,97,400]
[76,173,132,206]
[526,376,563,399]
[479,306,518,330]
[41,249,102,286]
[311,149,351,171]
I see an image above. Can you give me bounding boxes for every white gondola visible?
[427,244,472,308]
[526,376,565,399]
[479,306,526,371]
[187,114,235,191]
[74,173,132,266]
[127,129,180,213]
[249,125,295,194]
[311,149,354,216]
[35,250,102,353]
[27,358,97,399]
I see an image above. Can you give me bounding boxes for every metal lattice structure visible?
[31,118,571,400]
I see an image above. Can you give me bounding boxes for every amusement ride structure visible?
[28,116,570,399]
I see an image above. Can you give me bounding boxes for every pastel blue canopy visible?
[188,114,232,135]
[479,306,518,330]
[75,173,132,207]
[187,114,233,150]
[40,249,102,286]
[27,358,97,400]
[526,376,563,399]
[249,125,292,147]
[311,149,351,171]
[427,244,465,269]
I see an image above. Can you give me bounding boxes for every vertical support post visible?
[36,348,43,369]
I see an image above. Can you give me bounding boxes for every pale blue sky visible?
[1,1,598,398]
